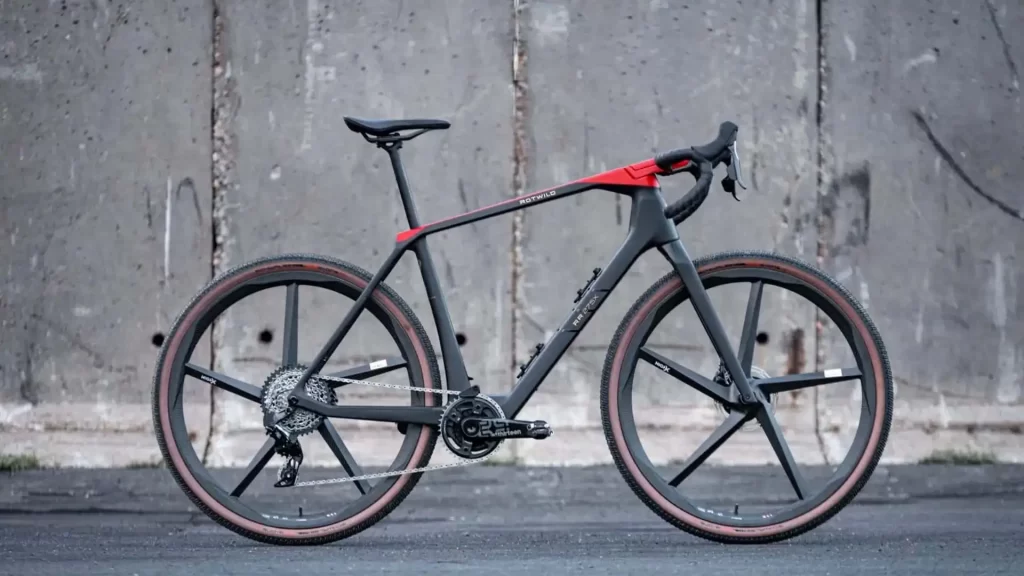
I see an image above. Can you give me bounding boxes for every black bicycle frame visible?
[287,145,757,426]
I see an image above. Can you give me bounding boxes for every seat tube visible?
[382,145,472,391]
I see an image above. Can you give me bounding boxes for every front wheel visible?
[601,251,892,543]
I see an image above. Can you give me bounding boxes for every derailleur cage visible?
[270,426,305,488]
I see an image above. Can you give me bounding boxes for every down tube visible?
[501,204,678,418]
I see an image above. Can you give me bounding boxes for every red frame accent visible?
[394,158,678,242]
[396,227,424,243]
[624,158,690,178]
[577,164,658,187]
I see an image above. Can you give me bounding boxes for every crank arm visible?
[460,418,552,440]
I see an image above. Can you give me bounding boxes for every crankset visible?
[437,389,553,459]
[459,417,552,440]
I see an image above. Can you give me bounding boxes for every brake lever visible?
[720,141,747,202]
[727,141,747,190]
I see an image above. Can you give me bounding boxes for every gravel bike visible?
[153,116,892,545]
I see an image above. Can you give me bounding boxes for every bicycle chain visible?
[290,374,502,488]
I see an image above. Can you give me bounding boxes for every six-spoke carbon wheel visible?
[152,255,440,545]
[601,251,892,543]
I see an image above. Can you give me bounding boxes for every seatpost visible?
[383,144,422,228]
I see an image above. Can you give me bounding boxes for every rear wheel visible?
[152,254,439,545]
[601,251,892,543]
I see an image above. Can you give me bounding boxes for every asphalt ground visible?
[2,464,1023,575]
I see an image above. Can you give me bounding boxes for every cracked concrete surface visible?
[985,0,1020,93]
[813,0,832,466]
[508,0,531,464]
[818,0,1024,466]
[0,0,214,465]
[206,0,236,466]
[910,110,1023,222]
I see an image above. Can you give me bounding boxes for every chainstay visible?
[316,374,461,396]
[291,374,501,488]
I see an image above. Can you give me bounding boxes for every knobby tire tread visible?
[152,254,441,546]
[600,251,893,544]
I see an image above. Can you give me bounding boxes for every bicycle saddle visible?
[343,117,450,137]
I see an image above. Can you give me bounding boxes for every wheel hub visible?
[714,364,773,430]
[440,395,505,459]
[260,366,337,437]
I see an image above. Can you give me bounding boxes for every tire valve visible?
[299,506,303,518]
[733,504,739,515]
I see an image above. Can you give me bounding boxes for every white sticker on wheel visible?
[823,368,843,378]
[369,359,388,370]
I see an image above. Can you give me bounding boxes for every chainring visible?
[260,366,337,437]
[440,395,505,459]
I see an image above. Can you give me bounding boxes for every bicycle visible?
[152,116,892,545]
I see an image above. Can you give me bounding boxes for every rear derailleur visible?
[268,426,304,488]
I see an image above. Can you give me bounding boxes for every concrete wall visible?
[207,0,514,467]
[0,0,213,465]
[1,0,1020,467]
[818,0,1024,462]
[513,0,823,465]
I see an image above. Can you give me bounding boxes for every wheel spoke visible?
[757,367,862,394]
[230,438,276,497]
[318,421,372,495]
[326,357,409,387]
[756,404,808,499]
[668,409,752,487]
[185,363,261,403]
[283,283,299,366]
[737,281,764,375]
[639,347,731,403]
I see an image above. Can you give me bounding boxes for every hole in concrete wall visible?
[152,332,165,347]
[756,332,769,345]
[259,329,274,344]
[455,332,467,346]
